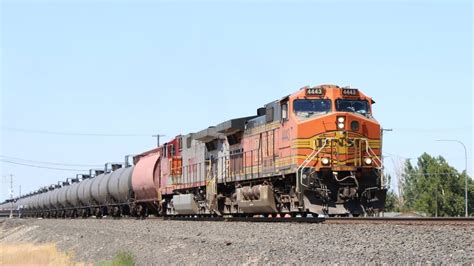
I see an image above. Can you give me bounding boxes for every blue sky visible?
[1,1,472,201]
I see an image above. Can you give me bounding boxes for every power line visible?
[404,173,465,176]
[1,126,151,137]
[0,159,88,171]
[392,127,472,132]
[0,155,101,167]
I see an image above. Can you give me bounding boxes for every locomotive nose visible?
[335,113,380,136]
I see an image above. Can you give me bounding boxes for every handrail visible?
[362,139,383,169]
[297,139,329,188]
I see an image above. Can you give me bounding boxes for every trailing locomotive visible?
[6,85,386,217]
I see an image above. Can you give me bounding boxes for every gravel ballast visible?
[1,218,473,264]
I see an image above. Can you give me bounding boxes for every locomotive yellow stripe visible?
[295,131,375,140]
[292,144,381,150]
[293,155,358,164]
[292,138,381,149]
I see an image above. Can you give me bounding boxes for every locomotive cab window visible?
[336,99,370,116]
[293,99,331,119]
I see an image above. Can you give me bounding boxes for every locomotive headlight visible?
[337,117,345,123]
[364,157,372,165]
[337,122,345,129]
[321,157,330,165]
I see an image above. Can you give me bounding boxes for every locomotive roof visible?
[215,116,256,135]
[194,126,218,143]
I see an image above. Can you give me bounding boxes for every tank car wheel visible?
[134,204,146,219]
[131,203,142,218]
[112,206,121,218]
[130,205,137,217]
[95,208,103,219]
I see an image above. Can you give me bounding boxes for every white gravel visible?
[1,218,473,264]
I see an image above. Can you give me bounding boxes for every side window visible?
[170,144,175,157]
[281,102,288,121]
[186,136,192,149]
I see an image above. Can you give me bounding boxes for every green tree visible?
[402,153,472,217]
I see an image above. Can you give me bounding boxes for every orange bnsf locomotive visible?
[7,84,386,218]
[150,84,386,217]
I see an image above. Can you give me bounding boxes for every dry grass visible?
[0,243,84,265]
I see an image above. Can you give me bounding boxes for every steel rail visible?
[162,216,326,223]
[326,217,474,221]
[2,210,473,225]
[324,217,474,225]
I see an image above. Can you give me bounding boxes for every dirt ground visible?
[1,218,473,265]
[0,243,80,265]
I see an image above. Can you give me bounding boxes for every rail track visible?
[162,216,326,223]
[162,216,474,225]
[2,210,473,225]
[324,217,474,225]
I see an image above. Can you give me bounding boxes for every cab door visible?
[276,98,293,172]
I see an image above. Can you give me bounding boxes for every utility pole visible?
[435,139,469,217]
[380,128,393,187]
[152,134,165,147]
[390,155,407,208]
[380,128,393,165]
[18,185,22,218]
[380,128,393,217]
[9,174,13,219]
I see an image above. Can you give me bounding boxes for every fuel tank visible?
[132,151,160,202]
[91,173,108,205]
[78,178,93,206]
[67,182,80,206]
[107,166,133,203]
[58,186,70,208]
[40,193,47,209]
[47,190,56,209]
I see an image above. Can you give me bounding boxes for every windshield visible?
[293,99,331,119]
[336,100,370,116]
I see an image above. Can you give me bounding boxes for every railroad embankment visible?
[1,218,472,264]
